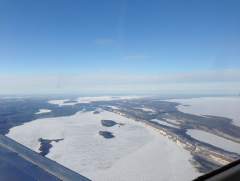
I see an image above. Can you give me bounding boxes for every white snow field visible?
[169,97,240,127]
[138,107,156,113]
[106,105,119,110]
[48,99,76,106]
[187,129,240,154]
[35,109,52,114]
[7,110,199,181]
[48,96,140,106]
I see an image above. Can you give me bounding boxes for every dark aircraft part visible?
[194,159,240,181]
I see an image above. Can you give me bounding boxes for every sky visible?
[0,0,240,95]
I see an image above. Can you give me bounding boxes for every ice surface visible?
[48,96,141,106]
[106,106,119,110]
[169,97,240,127]
[35,109,52,114]
[139,107,155,113]
[7,110,199,181]
[187,129,240,154]
[76,96,140,103]
[48,99,76,106]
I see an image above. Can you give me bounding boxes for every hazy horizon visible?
[1,1,240,94]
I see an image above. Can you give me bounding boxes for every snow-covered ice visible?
[48,96,141,106]
[48,99,76,106]
[138,107,155,113]
[187,129,240,154]
[76,96,140,103]
[106,106,119,110]
[35,109,52,114]
[7,110,199,181]
[169,97,240,127]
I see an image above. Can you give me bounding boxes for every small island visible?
[38,138,63,156]
[99,131,115,139]
[101,120,118,127]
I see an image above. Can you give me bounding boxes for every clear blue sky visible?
[0,0,240,94]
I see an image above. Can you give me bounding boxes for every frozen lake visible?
[170,97,240,127]
[7,110,199,181]
[187,129,240,154]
